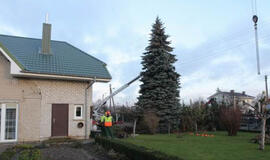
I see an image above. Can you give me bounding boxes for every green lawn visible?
[122,132,270,160]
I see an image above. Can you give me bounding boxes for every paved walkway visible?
[0,140,112,160]
[41,146,95,160]
[41,143,111,160]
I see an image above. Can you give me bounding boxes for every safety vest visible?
[100,115,106,123]
[104,116,113,127]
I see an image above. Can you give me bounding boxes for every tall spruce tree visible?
[137,17,181,133]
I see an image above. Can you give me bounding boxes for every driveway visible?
[41,145,101,160]
[41,142,112,160]
[0,141,113,160]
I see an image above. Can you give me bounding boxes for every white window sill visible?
[73,118,84,121]
[0,139,17,143]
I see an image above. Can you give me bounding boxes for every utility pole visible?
[260,76,269,150]
[109,84,112,111]
[109,84,117,121]
[233,91,236,109]
[252,12,269,150]
[109,84,116,111]
[265,75,268,99]
[253,15,260,75]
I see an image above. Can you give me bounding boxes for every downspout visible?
[85,77,96,139]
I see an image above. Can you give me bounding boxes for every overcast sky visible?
[1,0,270,105]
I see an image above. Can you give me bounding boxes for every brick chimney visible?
[41,14,51,54]
[242,91,246,95]
[230,90,234,94]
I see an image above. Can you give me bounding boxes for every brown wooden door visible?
[52,104,68,137]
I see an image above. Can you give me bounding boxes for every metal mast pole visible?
[265,75,269,100]
[109,84,112,111]
[251,1,268,150]
[253,15,260,75]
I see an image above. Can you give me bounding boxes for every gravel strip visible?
[40,143,111,160]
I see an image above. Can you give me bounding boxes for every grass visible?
[122,132,270,160]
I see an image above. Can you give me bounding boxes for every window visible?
[74,105,83,119]
[5,108,16,140]
[0,103,18,142]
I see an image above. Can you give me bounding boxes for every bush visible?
[19,149,41,160]
[0,148,16,160]
[113,123,133,138]
[107,149,129,160]
[219,107,242,136]
[0,144,41,160]
[143,112,160,134]
[95,137,183,160]
[14,144,34,151]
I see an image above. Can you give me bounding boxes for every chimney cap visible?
[45,13,49,23]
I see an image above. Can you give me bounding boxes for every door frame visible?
[0,103,19,143]
[51,104,69,137]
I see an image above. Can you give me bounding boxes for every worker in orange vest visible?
[104,110,113,138]
[100,113,106,137]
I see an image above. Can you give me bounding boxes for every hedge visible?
[0,144,41,160]
[95,137,183,160]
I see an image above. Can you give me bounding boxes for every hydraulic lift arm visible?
[93,75,141,119]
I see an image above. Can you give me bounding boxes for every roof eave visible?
[0,43,25,70]
[13,71,111,82]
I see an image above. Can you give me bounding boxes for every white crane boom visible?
[93,75,141,118]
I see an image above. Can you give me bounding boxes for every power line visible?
[251,0,256,15]
[176,19,270,52]
[176,21,270,68]
[178,34,270,68]
[251,0,258,15]
[255,0,257,15]
[177,17,270,66]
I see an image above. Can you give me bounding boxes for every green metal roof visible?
[0,34,111,80]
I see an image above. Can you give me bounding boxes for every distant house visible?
[208,89,255,113]
[0,21,111,142]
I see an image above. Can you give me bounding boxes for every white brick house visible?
[208,89,255,113]
[0,22,111,142]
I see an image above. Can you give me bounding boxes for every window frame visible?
[74,105,83,120]
[0,103,18,143]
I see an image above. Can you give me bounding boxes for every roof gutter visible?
[85,77,96,139]
[13,71,111,82]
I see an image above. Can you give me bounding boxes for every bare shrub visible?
[219,106,242,136]
[143,111,160,134]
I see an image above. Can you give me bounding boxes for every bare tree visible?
[219,106,242,136]
[244,92,270,150]
[133,118,137,137]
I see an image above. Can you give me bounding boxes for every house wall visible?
[213,93,253,105]
[0,52,92,142]
[37,79,92,140]
[211,92,254,114]
[0,52,42,142]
